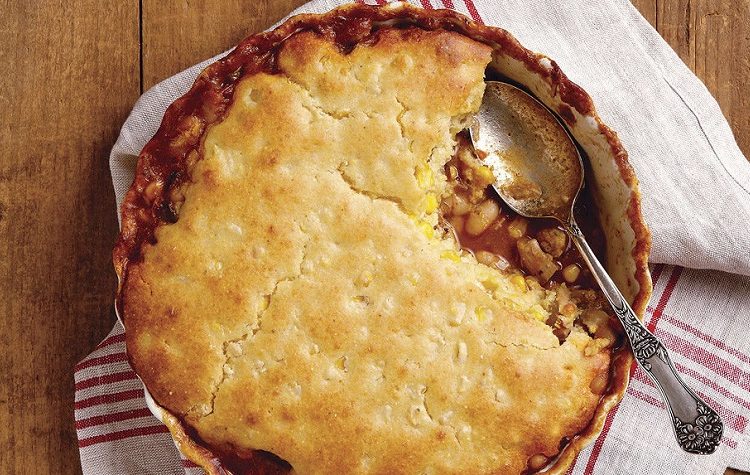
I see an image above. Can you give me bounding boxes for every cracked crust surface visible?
[123,25,613,475]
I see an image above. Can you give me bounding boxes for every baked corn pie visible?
[114,3,651,474]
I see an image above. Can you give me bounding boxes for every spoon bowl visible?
[470,81,582,221]
[470,80,723,455]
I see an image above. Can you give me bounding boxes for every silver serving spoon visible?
[470,81,723,454]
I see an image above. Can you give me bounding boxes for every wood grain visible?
[631,0,657,25]
[0,0,139,473]
[1,1,748,473]
[142,0,308,90]
[654,0,750,158]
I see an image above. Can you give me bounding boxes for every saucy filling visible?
[439,133,620,349]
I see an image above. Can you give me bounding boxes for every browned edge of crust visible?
[161,409,228,475]
[113,2,653,474]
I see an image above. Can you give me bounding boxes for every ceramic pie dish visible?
[113,3,652,474]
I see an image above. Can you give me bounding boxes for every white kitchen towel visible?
[76,0,750,474]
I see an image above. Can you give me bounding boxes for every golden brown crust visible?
[114,3,652,474]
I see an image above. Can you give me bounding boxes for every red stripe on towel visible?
[462,0,483,23]
[75,370,138,391]
[78,424,170,448]
[76,408,155,430]
[647,267,682,331]
[673,361,750,411]
[75,388,145,410]
[94,332,126,351]
[655,328,750,390]
[75,351,129,371]
[660,312,750,365]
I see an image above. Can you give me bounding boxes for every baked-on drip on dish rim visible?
[113,3,652,474]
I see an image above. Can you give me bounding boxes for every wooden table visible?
[0,1,747,473]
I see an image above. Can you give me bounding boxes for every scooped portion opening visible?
[438,132,621,347]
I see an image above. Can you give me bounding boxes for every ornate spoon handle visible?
[564,218,723,454]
